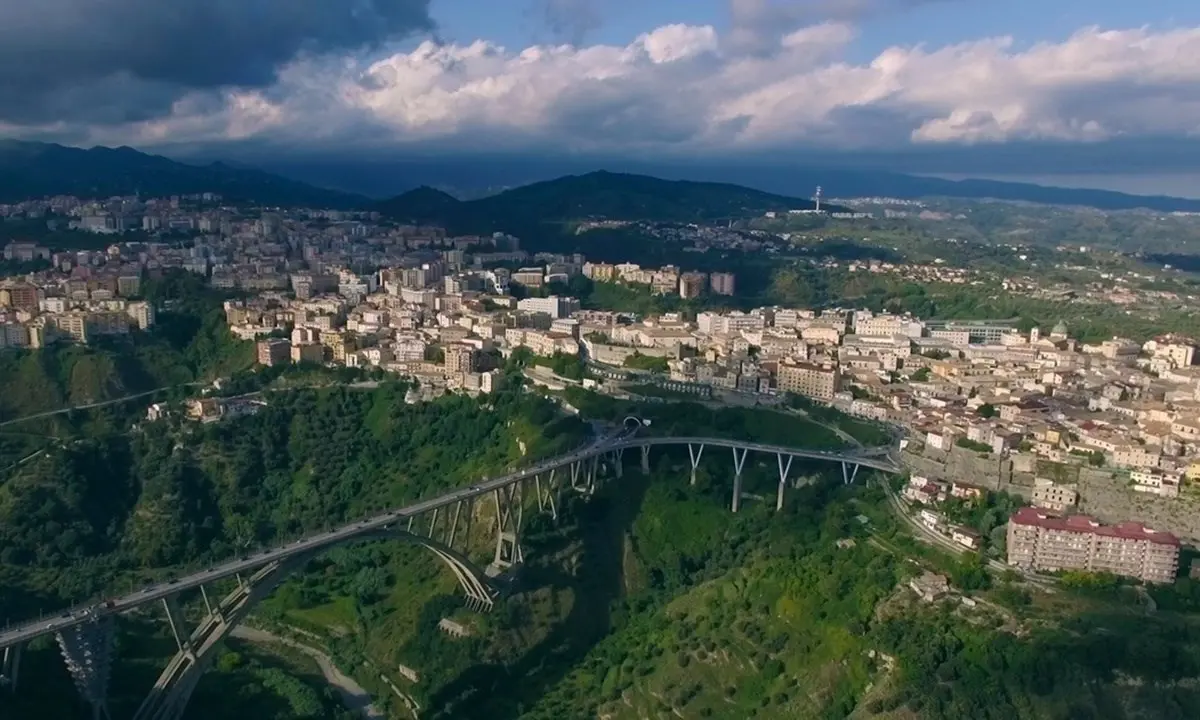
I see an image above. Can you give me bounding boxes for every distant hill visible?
[761,167,1200,214]
[376,171,837,230]
[263,155,1200,213]
[0,141,365,208]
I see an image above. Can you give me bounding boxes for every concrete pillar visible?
[841,462,861,485]
[162,596,192,655]
[776,453,793,511]
[640,445,651,475]
[731,447,749,513]
[688,443,705,486]
[2,643,22,692]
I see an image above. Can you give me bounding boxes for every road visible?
[230,626,384,719]
[876,477,1056,588]
[0,384,200,429]
[0,378,383,430]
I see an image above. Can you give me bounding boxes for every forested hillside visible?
[5,389,1200,720]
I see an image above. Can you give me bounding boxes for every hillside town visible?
[4,197,1200,585]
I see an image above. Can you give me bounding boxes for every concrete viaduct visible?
[0,419,899,720]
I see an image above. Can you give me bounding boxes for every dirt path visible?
[231,626,385,719]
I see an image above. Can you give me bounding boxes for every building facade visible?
[776,360,839,401]
[1006,507,1179,583]
[257,338,291,367]
[709,272,736,296]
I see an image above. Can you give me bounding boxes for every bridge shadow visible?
[422,470,652,719]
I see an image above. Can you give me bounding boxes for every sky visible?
[4,0,1200,190]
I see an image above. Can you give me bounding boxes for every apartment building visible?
[776,360,839,401]
[445,344,477,374]
[1006,507,1179,584]
[678,272,707,299]
[256,338,291,367]
[709,272,736,296]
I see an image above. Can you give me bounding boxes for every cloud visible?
[8,18,1200,161]
[0,0,434,125]
[726,0,949,54]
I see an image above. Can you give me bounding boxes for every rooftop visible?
[1009,507,1180,546]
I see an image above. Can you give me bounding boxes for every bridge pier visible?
[841,462,860,485]
[1,642,22,692]
[588,455,601,494]
[570,460,585,492]
[687,443,705,486]
[57,615,116,720]
[457,498,475,553]
[162,596,193,657]
[426,507,440,539]
[731,447,749,513]
[776,453,794,511]
[611,449,624,478]
[535,470,559,521]
[491,484,525,571]
[640,445,651,475]
[199,586,217,619]
[445,499,466,547]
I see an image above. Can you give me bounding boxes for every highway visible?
[0,427,897,651]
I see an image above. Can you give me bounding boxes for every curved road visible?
[0,428,897,651]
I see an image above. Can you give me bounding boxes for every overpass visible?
[0,420,899,720]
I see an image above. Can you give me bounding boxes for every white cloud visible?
[41,23,1200,154]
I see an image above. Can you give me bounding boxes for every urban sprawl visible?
[3,194,1198,586]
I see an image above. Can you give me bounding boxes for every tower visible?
[814,185,823,212]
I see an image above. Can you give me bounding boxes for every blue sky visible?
[435,0,1200,59]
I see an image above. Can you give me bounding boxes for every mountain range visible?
[3,140,1200,217]
[0,141,361,209]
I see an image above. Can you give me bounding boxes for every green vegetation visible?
[765,265,1200,343]
[956,437,994,453]
[531,351,586,380]
[7,371,1200,720]
[622,352,669,373]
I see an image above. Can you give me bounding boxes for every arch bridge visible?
[0,419,899,719]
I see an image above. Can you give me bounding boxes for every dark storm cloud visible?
[0,0,434,125]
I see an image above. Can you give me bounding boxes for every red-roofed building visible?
[1006,507,1179,584]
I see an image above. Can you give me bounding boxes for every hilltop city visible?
[3,192,1199,593]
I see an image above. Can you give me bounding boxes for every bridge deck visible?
[0,433,896,649]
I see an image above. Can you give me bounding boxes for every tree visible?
[977,403,997,419]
